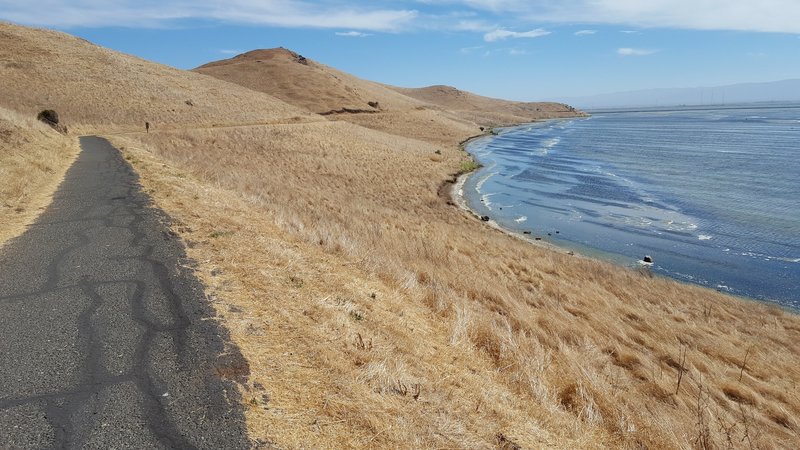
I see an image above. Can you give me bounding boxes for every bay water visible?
[463,104,800,307]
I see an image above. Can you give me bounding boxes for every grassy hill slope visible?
[392,84,583,126]
[0,24,317,134]
[194,49,484,146]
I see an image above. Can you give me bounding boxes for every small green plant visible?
[349,310,365,321]
[460,160,482,173]
[209,230,234,238]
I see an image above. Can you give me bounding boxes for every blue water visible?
[463,104,800,307]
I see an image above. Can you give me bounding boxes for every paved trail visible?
[0,137,250,449]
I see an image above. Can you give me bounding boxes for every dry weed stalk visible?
[739,345,754,382]
[675,344,688,395]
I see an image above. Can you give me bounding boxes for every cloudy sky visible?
[2,0,798,100]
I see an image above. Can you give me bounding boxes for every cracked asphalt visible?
[0,137,251,449]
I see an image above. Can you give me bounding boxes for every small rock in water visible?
[643,255,653,263]
[547,233,552,236]
[480,215,490,222]
[523,231,531,235]
[555,230,560,234]
[535,237,542,241]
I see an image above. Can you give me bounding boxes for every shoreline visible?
[451,125,585,258]
[451,122,798,310]
[451,162,591,260]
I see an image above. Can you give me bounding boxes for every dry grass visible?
[110,117,800,448]
[4,20,800,449]
[193,48,485,145]
[0,22,318,135]
[0,106,78,246]
[194,48,426,115]
[110,132,603,449]
[192,48,576,142]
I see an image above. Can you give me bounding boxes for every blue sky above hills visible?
[2,1,799,100]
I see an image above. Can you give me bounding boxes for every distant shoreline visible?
[586,101,800,115]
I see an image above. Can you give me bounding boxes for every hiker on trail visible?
[145,121,150,133]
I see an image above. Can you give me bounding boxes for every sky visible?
[1,1,799,101]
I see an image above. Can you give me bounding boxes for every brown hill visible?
[392,84,583,126]
[194,49,583,142]
[196,48,424,114]
[194,48,479,146]
[0,24,317,134]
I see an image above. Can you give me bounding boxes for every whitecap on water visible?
[698,234,713,241]
[515,216,528,223]
[544,138,561,148]
[475,171,498,192]
[481,193,497,209]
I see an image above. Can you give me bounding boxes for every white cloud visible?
[0,1,418,31]
[617,47,657,56]
[433,0,800,34]
[336,31,371,37]
[574,30,596,36]
[5,0,798,34]
[484,28,550,42]
[620,30,639,34]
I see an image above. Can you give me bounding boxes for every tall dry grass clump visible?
[0,106,78,246]
[112,117,800,448]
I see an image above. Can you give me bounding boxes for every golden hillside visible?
[196,48,426,114]
[392,84,583,126]
[193,49,481,146]
[0,23,317,134]
[3,22,800,449]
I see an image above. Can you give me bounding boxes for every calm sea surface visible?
[463,104,800,307]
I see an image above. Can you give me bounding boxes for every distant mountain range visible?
[558,79,800,110]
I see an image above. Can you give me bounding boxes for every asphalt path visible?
[0,137,251,449]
